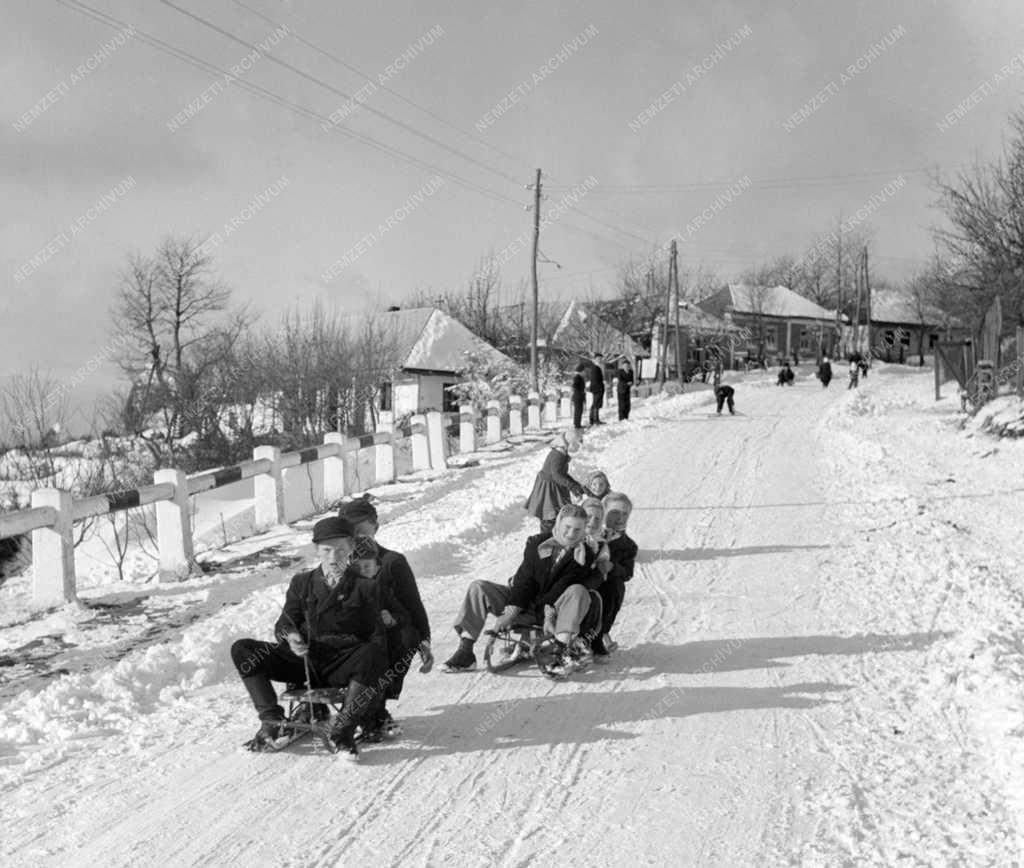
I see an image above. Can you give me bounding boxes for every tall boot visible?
[241,675,284,722]
[330,680,377,758]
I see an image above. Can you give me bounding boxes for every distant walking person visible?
[588,353,606,425]
[848,359,860,389]
[715,384,736,415]
[817,356,833,388]
[615,359,634,420]
[571,362,587,430]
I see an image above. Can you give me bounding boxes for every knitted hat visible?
[338,496,378,525]
[312,516,355,543]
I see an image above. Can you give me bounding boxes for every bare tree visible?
[112,236,254,465]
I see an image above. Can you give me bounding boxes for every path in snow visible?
[2,370,1017,866]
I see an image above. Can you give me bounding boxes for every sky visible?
[3,0,1024,429]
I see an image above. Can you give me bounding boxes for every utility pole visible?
[528,168,542,391]
[671,240,684,387]
[835,211,843,357]
[864,245,872,366]
[659,253,672,387]
[853,247,863,354]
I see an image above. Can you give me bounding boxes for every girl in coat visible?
[524,429,585,533]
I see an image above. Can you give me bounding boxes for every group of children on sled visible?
[230,426,636,758]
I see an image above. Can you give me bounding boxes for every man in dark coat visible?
[817,356,833,388]
[777,361,795,386]
[615,359,634,420]
[337,497,432,735]
[587,352,606,425]
[443,504,598,673]
[231,516,386,754]
[571,362,587,430]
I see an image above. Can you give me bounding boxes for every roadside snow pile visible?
[964,395,1024,438]
[0,581,284,773]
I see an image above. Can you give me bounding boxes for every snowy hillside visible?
[1,365,1022,866]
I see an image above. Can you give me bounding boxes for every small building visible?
[865,291,963,363]
[650,302,743,379]
[368,307,512,417]
[698,284,839,364]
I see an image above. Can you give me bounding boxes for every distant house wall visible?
[390,372,460,416]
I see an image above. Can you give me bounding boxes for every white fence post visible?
[253,445,284,532]
[509,394,524,435]
[485,400,501,445]
[527,391,541,430]
[543,391,558,426]
[410,414,431,471]
[559,386,571,421]
[459,404,476,453]
[154,468,194,581]
[30,488,75,608]
[374,439,396,484]
[377,410,394,434]
[323,432,345,503]
[425,411,448,470]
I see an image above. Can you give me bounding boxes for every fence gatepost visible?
[30,488,75,608]
[425,411,448,470]
[253,445,284,532]
[154,468,194,581]
[377,410,394,434]
[543,391,558,426]
[527,391,541,430]
[509,394,524,435]
[485,400,501,444]
[459,404,476,453]
[323,432,346,503]
[410,414,431,471]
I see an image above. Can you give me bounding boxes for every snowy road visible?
[3,369,1021,866]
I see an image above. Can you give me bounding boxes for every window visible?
[379,381,393,412]
[442,383,459,413]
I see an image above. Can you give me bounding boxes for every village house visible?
[698,284,840,365]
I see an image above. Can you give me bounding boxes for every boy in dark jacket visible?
[444,504,598,675]
[337,497,432,737]
[715,384,736,415]
[571,362,587,430]
[777,362,795,386]
[231,516,386,756]
[592,492,638,655]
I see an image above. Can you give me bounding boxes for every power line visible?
[58,0,525,210]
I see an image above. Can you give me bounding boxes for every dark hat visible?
[351,537,380,561]
[337,496,378,525]
[312,516,355,543]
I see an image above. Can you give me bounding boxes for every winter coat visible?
[571,371,586,398]
[274,567,385,660]
[524,447,584,520]
[509,532,600,614]
[818,361,832,384]
[588,362,605,396]
[376,544,430,641]
[605,532,638,583]
[615,366,634,394]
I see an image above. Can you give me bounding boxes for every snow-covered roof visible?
[363,307,510,373]
[705,284,837,321]
[869,292,953,327]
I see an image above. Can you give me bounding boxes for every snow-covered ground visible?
[1,365,1022,866]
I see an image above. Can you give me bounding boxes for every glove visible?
[380,609,397,629]
[570,482,585,497]
[418,640,434,674]
[284,631,309,657]
[542,605,557,637]
[492,606,522,632]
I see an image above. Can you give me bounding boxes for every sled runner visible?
[482,624,544,672]
[243,685,396,754]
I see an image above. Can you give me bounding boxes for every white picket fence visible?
[1,383,654,609]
